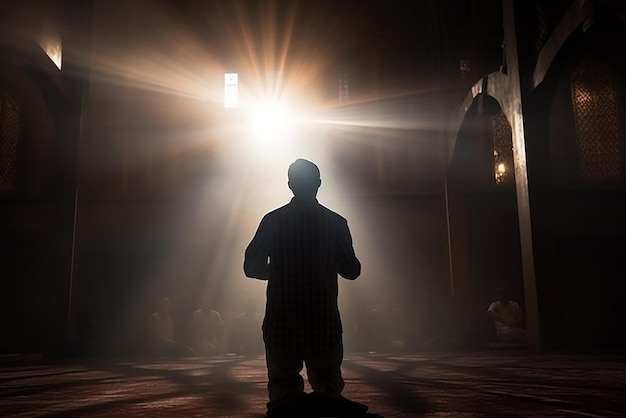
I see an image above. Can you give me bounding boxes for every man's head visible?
[288,158,321,197]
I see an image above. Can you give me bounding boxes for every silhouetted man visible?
[487,287,527,343]
[189,299,223,355]
[244,158,368,417]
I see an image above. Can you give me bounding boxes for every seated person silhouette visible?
[148,297,195,357]
[487,287,527,343]
[189,299,223,355]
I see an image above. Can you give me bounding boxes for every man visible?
[487,287,527,343]
[189,299,223,355]
[244,159,368,417]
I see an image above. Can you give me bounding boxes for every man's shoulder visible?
[208,310,223,322]
[318,203,345,220]
[261,203,291,218]
[265,201,345,220]
[487,301,501,311]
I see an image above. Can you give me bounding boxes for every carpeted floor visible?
[1,351,625,417]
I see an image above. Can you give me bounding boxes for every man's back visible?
[488,300,522,333]
[245,196,360,351]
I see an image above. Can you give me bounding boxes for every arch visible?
[533,1,586,89]
[446,91,523,345]
[534,0,626,89]
[447,71,510,162]
[450,89,516,189]
[528,28,626,348]
[0,43,67,353]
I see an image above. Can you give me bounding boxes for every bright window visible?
[224,73,238,108]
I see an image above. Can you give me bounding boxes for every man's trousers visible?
[264,339,345,401]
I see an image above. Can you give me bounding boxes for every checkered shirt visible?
[244,196,361,352]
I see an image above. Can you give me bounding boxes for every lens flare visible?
[251,101,292,139]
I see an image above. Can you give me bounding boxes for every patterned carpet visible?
[1,351,625,417]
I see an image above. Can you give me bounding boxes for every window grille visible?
[492,109,514,186]
[0,92,20,192]
[224,73,238,108]
[338,73,349,104]
[571,59,622,184]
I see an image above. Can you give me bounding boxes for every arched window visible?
[571,58,622,184]
[492,109,514,186]
[0,91,20,192]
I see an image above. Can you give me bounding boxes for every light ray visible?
[76,1,441,330]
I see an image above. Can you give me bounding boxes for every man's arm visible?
[337,218,361,280]
[244,216,270,280]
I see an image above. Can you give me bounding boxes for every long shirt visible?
[244,196,361,351]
